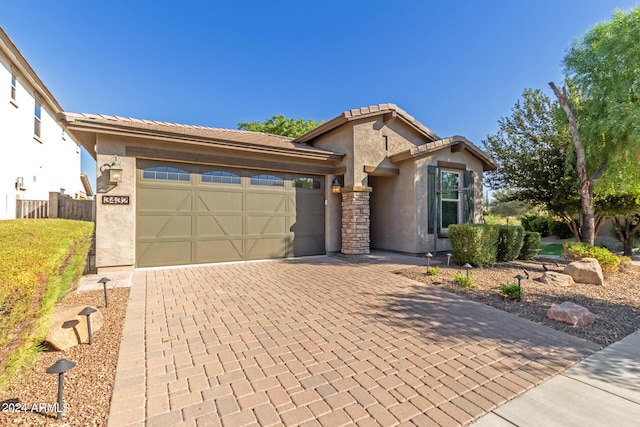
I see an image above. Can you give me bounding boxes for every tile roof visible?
[60,112,340,158]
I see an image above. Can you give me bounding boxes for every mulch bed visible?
[0,287,129,427]
[396,255,640,347]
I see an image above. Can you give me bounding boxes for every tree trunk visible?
[549,82,596,245]
[613,217,640,257]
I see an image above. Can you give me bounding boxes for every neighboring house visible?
[0,27,86,220]
[60,104,498,271]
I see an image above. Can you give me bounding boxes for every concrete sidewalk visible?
[472,330,640,426]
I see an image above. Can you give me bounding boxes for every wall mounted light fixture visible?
[331,178,342,194]
[100,156,123,184]
[15,177,25,191]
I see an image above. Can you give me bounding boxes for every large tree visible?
[549,7,640,245]
[483,89,581,225]
[237,114,324,138]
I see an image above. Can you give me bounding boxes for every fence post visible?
[49,192,59,219]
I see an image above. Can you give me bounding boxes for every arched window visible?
[201,170,241,184]
[142,166,190,181]
[250,174,284,187]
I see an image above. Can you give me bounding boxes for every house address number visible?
[102,195,130,205]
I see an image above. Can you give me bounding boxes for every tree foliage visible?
[237,114,324,138]
[483,89,577,214]
[564,7,640,187]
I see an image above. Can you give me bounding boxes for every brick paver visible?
[107,253,600,426]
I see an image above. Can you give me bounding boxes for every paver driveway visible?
[107,253,599,427]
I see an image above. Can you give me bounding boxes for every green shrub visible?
[426,267,441,276]
[563,242,621,271]
[519,232,541,260]
[500,283,522,301]
[549,220,573,239]
[496,226,525,261]
[521,215,550,237]
[452,271,477,288]
[449,224,499,267]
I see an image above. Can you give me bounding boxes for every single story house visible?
[59,104,498,271]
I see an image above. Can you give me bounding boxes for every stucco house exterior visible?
[60,104,497,271]
[0,27,86,219]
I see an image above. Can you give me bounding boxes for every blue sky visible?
[2,1,638,188]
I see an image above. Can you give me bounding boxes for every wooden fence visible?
[15,199,49,219]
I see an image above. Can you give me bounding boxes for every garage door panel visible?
[196,239,243,263]
[197,214,243,237]
[138,188,194,211]
[137,161,325,267]
[245,193,287,213]
[197,190,243,212]
[138,215,193,238]
[247,215,288,235]
[246,238,290,260]
[137,241,193,267]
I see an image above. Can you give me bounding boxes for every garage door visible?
[136,160,325,268]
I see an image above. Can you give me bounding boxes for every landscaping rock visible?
[44,304,104,351]
[537,271,575,287]
[546,302,596,326]
[564,258,605,286]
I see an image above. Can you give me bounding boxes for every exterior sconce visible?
[109,156,123,184]
[331,178,342,194]
[15,177,25,191]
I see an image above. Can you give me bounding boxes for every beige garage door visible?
[136,160,325,268]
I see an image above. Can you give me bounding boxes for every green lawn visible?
[538,243,563,256]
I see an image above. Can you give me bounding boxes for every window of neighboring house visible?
[34,101,42,138]
[142,166,190,181]
[10,72,17,102]
[440,171,461,231]
[250,174,284,187]
[201,170,241,184]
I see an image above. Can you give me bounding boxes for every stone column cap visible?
[341,186,373,193]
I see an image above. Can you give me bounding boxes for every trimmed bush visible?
[563,242,621,271]
[521,215,550,237]
[449,224,499,267]
[496,226,525,261]
[549,220,573,239]
[518,231,541,260]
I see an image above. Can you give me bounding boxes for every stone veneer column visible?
[341,186,372,255]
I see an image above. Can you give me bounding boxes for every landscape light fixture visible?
[46,358,76,420]
[425,252,433,270]
[514,274,524,289]
[446,253,453,266]
[98,277,111,308]
[462,263,473,278]
[78,306,97,345]
[331,178,342,194]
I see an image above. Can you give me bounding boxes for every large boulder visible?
[563,258,605,286]
[537,271,575,287]
[546,302,596,326]
[44,304,104,351]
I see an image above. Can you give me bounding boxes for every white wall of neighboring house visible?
[0,34,83,220]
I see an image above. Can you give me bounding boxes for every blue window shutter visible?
[463,170,475,223]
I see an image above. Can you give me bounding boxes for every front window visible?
[143,166,190,181]
[201,170,240,184]
[34,101,41,137]
[440,171,460,230]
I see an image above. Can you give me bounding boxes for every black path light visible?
[46,358,76,420]
[425,252,433,271]
[446,253,453,266]
[78,307,97,345]
[514,273,524,289]
[523,269,530,280]
[98,277,111,308]
[462,263,472,278]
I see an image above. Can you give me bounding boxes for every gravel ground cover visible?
[0,287,129,427]
[396,255,640,347]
